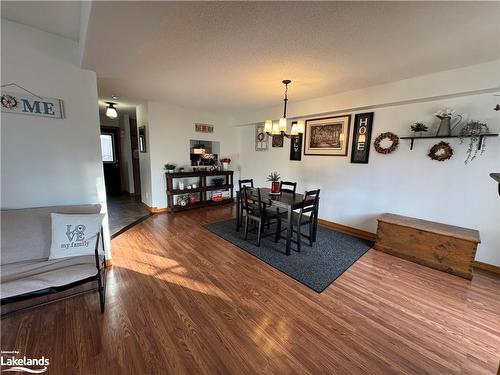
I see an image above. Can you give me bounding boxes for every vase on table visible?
[222,162,229,171]
[271,181,280,194]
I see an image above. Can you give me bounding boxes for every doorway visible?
[100,119,150,238]
[101,126,122,196]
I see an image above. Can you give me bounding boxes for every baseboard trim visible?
[141,202,169,213]
[473,261,500,275]
[317,218,377,242]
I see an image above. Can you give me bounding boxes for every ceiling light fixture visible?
[105,102,118,119]
[264,80,304,138]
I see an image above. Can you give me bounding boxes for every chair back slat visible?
[280,181,297,194]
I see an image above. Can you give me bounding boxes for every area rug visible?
[204,219,373,292]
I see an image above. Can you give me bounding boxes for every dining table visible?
[235,187,319,255]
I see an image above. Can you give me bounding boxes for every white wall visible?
[1,20,111,256]
[136,103,153,206]
[236,63,500,266]
[146,101,238,209]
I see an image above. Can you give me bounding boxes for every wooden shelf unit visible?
[166,170,234,212]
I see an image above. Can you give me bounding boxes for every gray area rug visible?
[204,219,373,292]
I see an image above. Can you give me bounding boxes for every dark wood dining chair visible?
[278,189,320,252]
[280,181,297,194]
[241,187,281,246]
[238,179,254,227]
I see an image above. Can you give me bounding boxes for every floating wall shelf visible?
[400,133,499,150]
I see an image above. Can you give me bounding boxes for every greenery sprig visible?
[266,171,280,182]
[410,122,428,133]
[459,121,489,164]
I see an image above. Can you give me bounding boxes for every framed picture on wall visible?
[304,115,351,156]
[255,124,269,151]
[350,112,374,164]
[272,134,284,148]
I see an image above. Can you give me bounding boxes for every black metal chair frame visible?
[1,227,107,318]
[241,187,281,246]
[278,189,320,252]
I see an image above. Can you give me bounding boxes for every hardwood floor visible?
[2,205,500,374]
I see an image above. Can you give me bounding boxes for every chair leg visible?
[257,221,262,246]
[97,274,105,313]
[309,222,313,246]
[297,226,301,252]
[275,219,281,243]
[244,216,249,240]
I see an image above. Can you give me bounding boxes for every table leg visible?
[236,194,241,231]
[286,206,292,255]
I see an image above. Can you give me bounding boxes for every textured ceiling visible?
[95,1,500,111]
[1,1,82,41]
[4,1,499,112]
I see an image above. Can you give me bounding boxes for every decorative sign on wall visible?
[350,112,374,164]
[1,86,64,119]
[290,133,303,161]
[195,123,214,133]
[255,124,269,151]
[304,115,351,156]
[272,134,284,148]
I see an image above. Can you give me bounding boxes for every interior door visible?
[100,126,121,196]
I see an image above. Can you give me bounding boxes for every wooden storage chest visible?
[375,213,480,280]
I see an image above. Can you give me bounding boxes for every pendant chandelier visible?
[264,80,304,138]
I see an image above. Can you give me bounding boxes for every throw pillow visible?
[49,213,105,260]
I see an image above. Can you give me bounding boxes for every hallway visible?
[106,195,150,237]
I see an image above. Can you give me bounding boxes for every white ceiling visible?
[1,1,82,42]
[3,1,500,112]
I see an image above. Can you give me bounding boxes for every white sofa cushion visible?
[1,255,103,299]
[1,204,101,265]
[49,213,104,260]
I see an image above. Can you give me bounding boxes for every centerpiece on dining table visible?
[267,171,281,195]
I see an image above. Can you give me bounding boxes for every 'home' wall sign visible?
[1,90,65,119]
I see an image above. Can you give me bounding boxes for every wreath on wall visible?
[374,132,399,154]
[1,94,18,109]
[428,141,453,162]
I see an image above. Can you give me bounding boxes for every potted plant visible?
[267,171,281,194]
[410,122,428,137]
[164,163,176,173]
[220,157,231,171]
[459,120,490,164]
